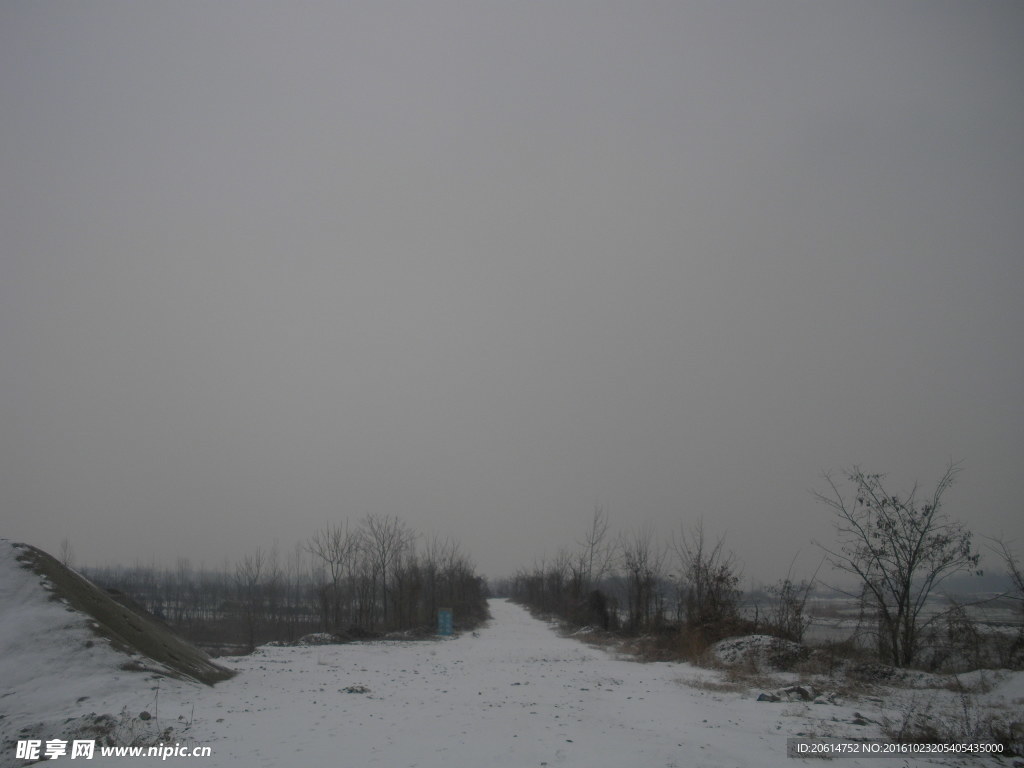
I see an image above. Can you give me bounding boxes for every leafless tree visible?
[362,514,416,629]
[814,462,979,667]
[990,540,1024,606]
[234,547,268,652]
[619,524,666,631]
[58,537,75,569]
[420,535,452,624]
[275,543,306,640]
[673,520,741,637]
[989,538,1024,664]
[765,556,820,643]
[545,549,572,615]
[172,557,192,627]
[305,521,359,629]
[578,505,615,594]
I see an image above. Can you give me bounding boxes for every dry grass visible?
[676,676,749,694]
[881,692,1022,756]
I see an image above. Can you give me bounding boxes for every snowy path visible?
[92,599,889,767]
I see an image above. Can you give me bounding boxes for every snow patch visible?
[711,634,810,670]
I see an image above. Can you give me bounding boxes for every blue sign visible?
[437,608,453,636]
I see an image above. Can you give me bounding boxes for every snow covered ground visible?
[3,540,1021,768]
[191,599,798,768]
[66,598,807,767]
[34,600,1022,767]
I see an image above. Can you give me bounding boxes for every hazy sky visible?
[2,1,1022,584]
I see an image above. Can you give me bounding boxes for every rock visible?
[782,685,814,701]
[756,684,822,703]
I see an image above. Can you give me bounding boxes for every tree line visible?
[84,514,488,652]
[501,508,771,655]
[503,464,1023,670]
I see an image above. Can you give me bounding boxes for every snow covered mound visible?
[0,540,233,766]
[1,541,232,686]
[711,634,810,670]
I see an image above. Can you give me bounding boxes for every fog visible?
[2,1,1022,583]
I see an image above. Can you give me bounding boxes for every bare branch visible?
[814,461,976,667]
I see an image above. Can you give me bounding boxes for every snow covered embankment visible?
[0,541,215,768]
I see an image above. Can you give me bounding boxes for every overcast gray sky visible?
[2,1,1022,583]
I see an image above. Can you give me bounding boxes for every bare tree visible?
[579,505,615,593]
[673,520,741,637]
[765,557,819,643]
[234,547,267,652]
[58,537,75,569]
[262,543,283,634]
[546,548,572,615]
[619,524,666,631]
[814,462,979,667]
[421,535,454,624]
[305,521,358,629]
[362,514,416,629]
[989,539,1024,665]
[990,540,1024,607]
[173,557,192,627]
[274,543,304,640]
